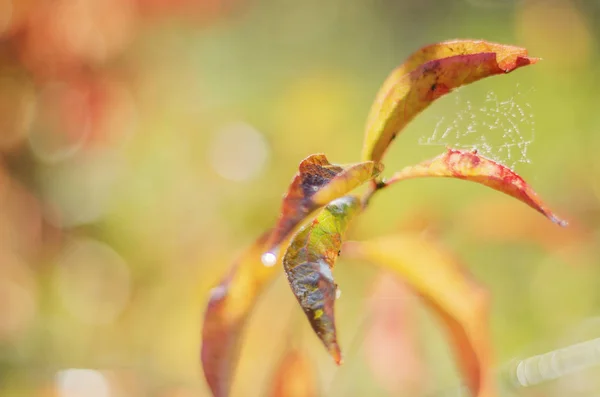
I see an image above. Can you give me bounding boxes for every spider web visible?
[418,85,535,170]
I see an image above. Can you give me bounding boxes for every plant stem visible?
[360,178,387,208]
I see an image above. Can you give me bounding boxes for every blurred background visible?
[0,0,599,396]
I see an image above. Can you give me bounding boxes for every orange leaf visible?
[201,231,281,397]
[269,349,318,397]
[344,235,494,397]
[263,154,381,263]
[362,40,538,162]
[283,195,362,365]
[386,148,567,226]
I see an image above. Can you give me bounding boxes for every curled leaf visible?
[362,40,538,162]
[269,349,318,397]
[344,235,494,397]
[264,154,382,262]
[386,148,567,226]
[201,231,280,397]
[283,195,362,365]
[368,40,536,120]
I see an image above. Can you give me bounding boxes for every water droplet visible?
[56,369,110,397]
[336,288,341,299]
[261,252,277,267]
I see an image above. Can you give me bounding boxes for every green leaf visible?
[283,195,362,364]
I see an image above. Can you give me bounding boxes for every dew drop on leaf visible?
[261,252,277,267]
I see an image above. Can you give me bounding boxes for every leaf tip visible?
[330,345,343,365]
[551,215,569,228]
[515,55,540,68]
[517,57,542,66]
[501,55,540,72]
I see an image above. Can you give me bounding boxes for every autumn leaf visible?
[263,154,382,264]
[282,195,362,365]
[367,40,536,121]
[362,40,538,162]
[269,349,318,397]
[385,148,567,226]
[364,273,425,395]
[343,234,495,397]
[201,231,282,397]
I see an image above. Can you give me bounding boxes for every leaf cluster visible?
[201,40,566,397]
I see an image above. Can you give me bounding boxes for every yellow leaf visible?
[362,40,538,162]
[201,231,286,397]
[344,234,495,397]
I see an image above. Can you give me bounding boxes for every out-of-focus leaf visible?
[283,195,362,365]
[364,273,425,395]
[201,230,282,397]
[386,148,567,226]
[344,235,494,397]
[269,349,318,397]
[362,41,538,162]
[456,198,589,266]
[264,154,382,262]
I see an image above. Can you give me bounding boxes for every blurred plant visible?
[0,0,239,159]
[200,40,567,397]
[268,347,317,397]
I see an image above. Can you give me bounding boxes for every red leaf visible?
[386,148,567,227]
